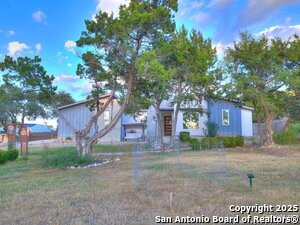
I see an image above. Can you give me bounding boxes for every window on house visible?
[104,111,110,125]
[183,112,199,129]
[222,109,230,126]
[140,113,147,124]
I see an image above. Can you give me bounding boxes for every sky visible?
[0,0,300,126]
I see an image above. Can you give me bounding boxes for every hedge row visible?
[187,135,244,151]
[0,149,19,165]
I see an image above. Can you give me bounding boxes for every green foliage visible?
[217,136,236,148]
[188,135,244,151]
[273,123,300,145]
[201,137,221,149]
[189,138,201,151]
[179,131,190,142]
[188,137,222,150]
[224,32,300,145]
[0,150,8,164]
[41,148,93,168]
[0,55,56,124]
[203,121,219,137]
[6,149,19,161]
[217,136,244,148]
[235,136,244,147]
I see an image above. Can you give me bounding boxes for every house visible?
[57,94,253,142]
[0,124,56,143]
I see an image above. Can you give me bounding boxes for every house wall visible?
[175,100,208,136]
[97,99,121,142]
[58,103,95,138]
[241,109,253,136]
[147,106,158,137]
[208,101,242,136]
[58,99,121,142]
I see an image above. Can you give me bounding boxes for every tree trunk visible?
[263,102,274,146]
[171,103,180,148]
[155,104,164,150]
[255,110,263,146]
[75,132,93,156]
[85,66,136,153]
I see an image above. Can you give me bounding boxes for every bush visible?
[273,123,300,145]
[6,149,19,161]
[179,132,190,143]
[189,138,201,151]
[41,147,93,168]
[217,136,244,148]
[188,137,223,150]
[235,136,244,147]
[203,121,219,137]
[200,137,221,149]
[0,150,9,164]
[188,136,244,150]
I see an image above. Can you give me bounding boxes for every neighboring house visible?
[57,94,253,142]
[0,123,56,142]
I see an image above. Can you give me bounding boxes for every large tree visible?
[57,0,178,156]
[225,32,300,146]
[162,27,219,145]
[0,55,56,126]
[136,50,172,149]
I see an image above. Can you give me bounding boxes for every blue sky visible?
[1,0,300,102]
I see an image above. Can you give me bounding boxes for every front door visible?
[164,116,172,136]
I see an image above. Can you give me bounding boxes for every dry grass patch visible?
[0,146,299,224]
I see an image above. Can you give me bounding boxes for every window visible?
[183,112,199,129]
[104,111,110,125]
[140,113,147,124]
[222,109,230,126]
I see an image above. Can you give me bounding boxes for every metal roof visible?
[58,94,113,110]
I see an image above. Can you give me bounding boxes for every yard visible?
[0,144,299,225]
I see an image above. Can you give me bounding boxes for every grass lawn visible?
[0,145,299,225]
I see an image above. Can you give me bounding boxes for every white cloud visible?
[92,0,129,19]
[178,1,204,17]
[214,42,233,58]
[64,40,77,54]
[7,41,30,56]
[35,43,42,54]
[8,30,15,36]
[242,0,298,26]
[69,82,93,92]
[258,24,300,40]
[67,63,72,67]
[32,10,47,23]
[54,74,80,83]
[190,12,210,24]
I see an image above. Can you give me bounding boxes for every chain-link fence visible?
[132,137,228,203]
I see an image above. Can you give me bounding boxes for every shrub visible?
[6,149,19,161]
[203,121,219,137]
[0,150,8,164]
[273,123,300,145]
[41,147,93,168]
[189,138,201,151]
[179,132,190,143]
[235,136,244,147]
[217,136,244,148]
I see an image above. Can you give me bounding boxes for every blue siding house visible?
[57,95,253,142]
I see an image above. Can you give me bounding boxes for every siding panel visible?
[208,101,242,136]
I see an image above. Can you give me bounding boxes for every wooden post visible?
[7,125,17,149]
[20,128,29,156]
